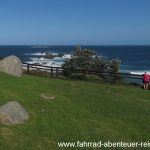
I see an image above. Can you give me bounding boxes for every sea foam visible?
[25,52,46,56]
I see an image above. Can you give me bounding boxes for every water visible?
[0,45,150,75]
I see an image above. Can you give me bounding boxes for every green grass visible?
[0,73,150,150]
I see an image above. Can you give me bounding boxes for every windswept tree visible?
[62,46,104,77]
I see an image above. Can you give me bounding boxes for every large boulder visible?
[0,101,29,125]
[0,55,23,77]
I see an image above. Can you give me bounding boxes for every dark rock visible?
[43,53,64,59]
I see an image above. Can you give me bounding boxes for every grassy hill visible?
[0,73,150,150]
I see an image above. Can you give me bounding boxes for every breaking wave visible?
[24,52,71,67]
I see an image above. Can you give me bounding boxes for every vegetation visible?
[62,46,121,82]
[0,72,149,150]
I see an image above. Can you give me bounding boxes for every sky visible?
[0,0,150,45]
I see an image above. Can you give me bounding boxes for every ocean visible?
[0,45,150,75]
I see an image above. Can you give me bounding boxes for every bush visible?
[62,46,121,83]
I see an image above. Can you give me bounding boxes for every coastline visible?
[0,45,149,77]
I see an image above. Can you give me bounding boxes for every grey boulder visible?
[0,101,29,125]
[0,55,23,77]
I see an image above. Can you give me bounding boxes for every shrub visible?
[62,46,121,83]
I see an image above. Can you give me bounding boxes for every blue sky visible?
[0,0,150,45]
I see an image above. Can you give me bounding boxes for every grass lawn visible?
[0,73,150,150]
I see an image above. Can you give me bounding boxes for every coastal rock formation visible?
[43,53,64,59]
[0,101,29,125]
[0,55,23,77]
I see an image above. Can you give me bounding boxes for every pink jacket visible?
[143,73,150,82]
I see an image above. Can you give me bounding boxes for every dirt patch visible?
[41,93,55,101]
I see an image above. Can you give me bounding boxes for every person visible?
[143,72,150,89]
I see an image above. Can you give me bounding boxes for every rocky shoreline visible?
[42,53,64,59]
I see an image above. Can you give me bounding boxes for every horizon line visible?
[0,44,150,46]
